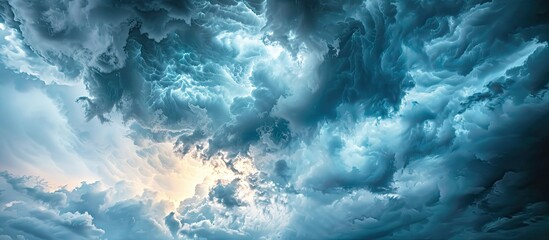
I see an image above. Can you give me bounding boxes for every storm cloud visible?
[0,0,548,239]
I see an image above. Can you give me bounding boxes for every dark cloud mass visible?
[1,0,549,239]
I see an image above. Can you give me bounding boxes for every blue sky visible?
[0,0,548,239]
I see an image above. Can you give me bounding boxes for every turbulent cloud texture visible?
[1,0,549,239]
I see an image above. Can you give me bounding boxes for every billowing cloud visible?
[0,0,548,239]
[0,172,174,240]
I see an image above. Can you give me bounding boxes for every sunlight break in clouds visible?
[1,0,549,239]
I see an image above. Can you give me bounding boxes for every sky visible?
[0,0,548,239]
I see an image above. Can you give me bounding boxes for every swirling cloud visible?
[0,0,548,239]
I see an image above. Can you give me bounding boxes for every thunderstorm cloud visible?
[0,0,548,239]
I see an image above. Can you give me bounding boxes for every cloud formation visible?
[0,0,548,239]
[0,172,174,240]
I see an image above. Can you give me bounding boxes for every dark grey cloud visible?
[208,179,243,208]
[2,0,413,155]
[0,0,548,239]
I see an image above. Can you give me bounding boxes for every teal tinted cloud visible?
[0,0,548,239]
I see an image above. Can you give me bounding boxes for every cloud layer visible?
[1,0,548,239]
